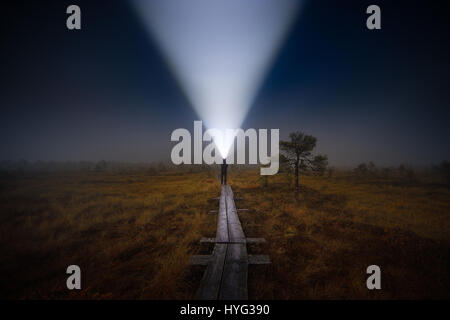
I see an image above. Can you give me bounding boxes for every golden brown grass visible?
[230,170,450,299]
[0,171,218,299]
[0,168,449,299]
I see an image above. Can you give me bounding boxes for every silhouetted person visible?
[221,159,228,185]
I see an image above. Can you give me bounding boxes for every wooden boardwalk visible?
[190,185,270,300]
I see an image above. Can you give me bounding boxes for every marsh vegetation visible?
[0,163,449,299]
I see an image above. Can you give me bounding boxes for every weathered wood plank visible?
[216,186,229,242]
[199,237,266,244]
[225,186,246,243]
[219,243,248,300]
[199,237,217,243]
[195,186,231,300]
[195,244,227,299]
[190,255,212,265]
[248,255,271,265]
[194,185,269,300]
[246,238,266,244]
[217,186,248,300]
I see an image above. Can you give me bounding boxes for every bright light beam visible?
[133,0,301,158]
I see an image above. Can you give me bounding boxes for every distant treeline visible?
[0,160,184,173]
[0,159,449,184]
[0,160,259,175]
[349,160,450,184]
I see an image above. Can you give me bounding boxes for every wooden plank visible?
[218,186,248,300]
[200,237,266,244]
[195,186,230,300]
[246,238,266,244]
[215,185,229,242]
[199,237,217,243]
[248,255,271,265]
[219,243,248,300]
[195,244,227,299]
[190,255,212,265]
[194,185,269,300]
[225,186,246,243]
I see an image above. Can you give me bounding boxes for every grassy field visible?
[0,167,449,299]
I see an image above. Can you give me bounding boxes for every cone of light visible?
[133,0,301,158]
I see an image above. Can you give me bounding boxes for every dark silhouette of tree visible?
[354,163,368,176]
[311,155,329,176]
[278,154,292,174]
[280,131,328,192]
[354,162,377,177]
[95,160,107,172]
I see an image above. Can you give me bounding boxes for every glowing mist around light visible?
[133,0,301,158]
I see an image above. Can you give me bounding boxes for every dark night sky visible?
[1,0,449,166]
